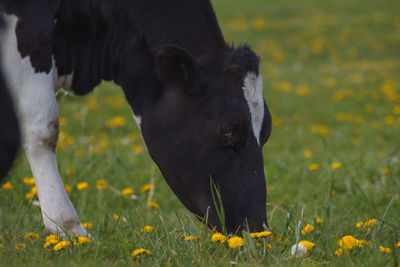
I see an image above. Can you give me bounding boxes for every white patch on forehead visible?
[242,72,264,145]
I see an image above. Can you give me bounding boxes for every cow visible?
[0,14,20,182]
[0,0,272,236]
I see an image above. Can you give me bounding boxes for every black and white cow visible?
[0,0,272,235]
[0,15,20,181]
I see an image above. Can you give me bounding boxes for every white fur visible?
[1,14,86,236]
[133,112,142,129]
[243,72,264,144]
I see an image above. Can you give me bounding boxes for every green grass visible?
[1,0,400,265]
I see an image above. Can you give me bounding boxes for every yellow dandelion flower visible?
[76,182,88,191]
[363,218,376,227]
[81,222,92,229]
[15,243,26,250]
[113,214,120,221]
[106,116,126,128]
[316,218,323,224]
[379,246,391,254]
[77,236,91,244]
[22,177,35,185]
[356,221,363,228]
[141,184,152,193]
[211,232,226,243]
[395,241,400,247]
[24,232,39,240]
[53,240,71,251]
[96,179,107,190]
[0,244,4,249]
[121,187,134,196]
[140,225,154,233]
[303,150,312,158]
[338,235,361,250]
[25,191,35,199]
[334,248,343,256]
[308,163,319,171]
[185,235,198,241]
[296,85,310,96]
[132,145,143,154]
[2,181,13,190]
[131,248,151,258]
[331,189,336,196]
[43,239,59,248]
[250,231,272,238]
[358,240,368,248]
[331,162,342,169]
[301,224,314,235]
[64,185,71,193]
[227,236,244,248]
[299,240,315,250]
[381,168,389,174]
[46,234,59,242]
[59,117,67,127]
[147,202,159,209]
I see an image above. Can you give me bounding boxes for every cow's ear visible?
[157,45,198,94]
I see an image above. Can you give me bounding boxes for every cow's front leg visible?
[18,84,87,236]
[18,83,87,236]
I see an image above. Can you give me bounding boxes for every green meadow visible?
[1,0,399,265]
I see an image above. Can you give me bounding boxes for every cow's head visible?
[140,45,272,233]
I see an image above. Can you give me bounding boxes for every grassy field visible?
[1,0,400,265]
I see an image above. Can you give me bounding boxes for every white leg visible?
[1,15,87,236]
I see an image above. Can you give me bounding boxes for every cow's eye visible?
[219,123,234,146]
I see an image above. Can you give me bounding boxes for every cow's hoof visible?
[45,220,90,238]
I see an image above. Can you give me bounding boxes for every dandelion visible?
[76,182,88,191]
[44,238,59,248]
[331,162,342,169]
[24,232,39,240]
[147,202,159,209]
[331,190,336,196]
[303,150,312,158]
[338,235,366,250]
[334,248,343,256]
[132,248,151,258]
[81,222,92,229]
[15,243,26,250]
[106,116,126,128]
[363,218,376,227]
[64,185,71,193]
[379,246,391,254]
[299,240,315,250]
[96,179,107,190]
[132,145,143,154]
[22,177,35,185]
[140,184,152,193]
[0,244,3,249]
[211,232,226,243]
[381,168,389,174]
[77,236,91,244]
[46,234,59,242]
[227,236,244,248]
[316,218,323,224]
[396,241,400,247]
[301,224,314,235]
[296,85,310,95]
[250,231,272,238]
[113,214,120,220]
[185,235,198,241]
[308,163,320,171]
[53,240,71,251]
[356,221,363,228]
[121,187,134,196]
[2,181,13,190]
[140,225,154,233]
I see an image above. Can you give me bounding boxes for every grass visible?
[1,0,400,265]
